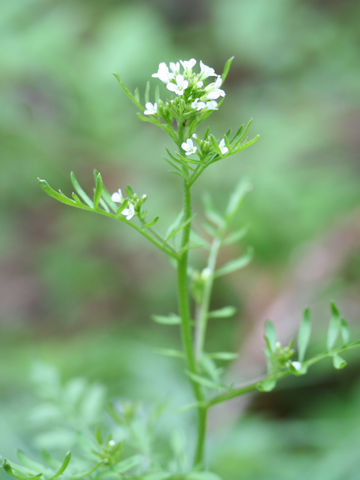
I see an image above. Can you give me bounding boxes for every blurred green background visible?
[1,1,360,479]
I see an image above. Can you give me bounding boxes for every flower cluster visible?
[144,59,225,116]
[181,135,229,157]
[111,188,147,221]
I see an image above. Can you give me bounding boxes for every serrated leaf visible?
[48,452,71,480]
[93,171,103,208]
[265,320,277,352]
[208,306,236,319]
[152,314,180,325]
[187,372,224,391]
[327,302,341,350]
[215,248,253,277]
[70,172,93,208]
[340,317,350,345]
[256,378,276,392]
[332,354,347,370]
[208,352,238,361]
[298,308,312,362]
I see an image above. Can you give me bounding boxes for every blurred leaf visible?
[70,172,93,208]
[208,352,238,361]
[208,306,236,319]
[298,308,312,362]
[215,248,253,277]
[332,354,347,370]
[151,314,181,325]
[48,452,71,480]
[265,320,277,353]
[327,302,341,350]
[256,378,276,392]
[340,317,350,345]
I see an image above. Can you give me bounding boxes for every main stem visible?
[177,180,207,467]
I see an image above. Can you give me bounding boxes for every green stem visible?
[176,180,207,467]
[194,237,222,363]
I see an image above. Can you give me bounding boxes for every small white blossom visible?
[169,61,180,74]
[205,75,225,100]
[167,74,189,95]
[144,102,158,115]
[191,98,206,111]
[152,62,174,83]
[180,58,196,70]
[111,189,136,221]
[108,440,116,447]
[122,203,135,221]
[206,100,218,110]
[291,361,302,371]
[200,60,217,78]
[197,80,204,88]
[111,189,123,203]
[219,138,229,155]
[181,138,197,156]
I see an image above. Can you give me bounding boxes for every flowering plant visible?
[2,58,360,480]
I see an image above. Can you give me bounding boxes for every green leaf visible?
[142,216,160,229]
[203,194,224,228]
[166,213,195,241]
[222,56,235,83]
[208,352,238,361]
[48,452,71,480]
[187,472,222,480]
[340,317,350,345]
[151,314,180,325]
[327,302,341,350]
[256,378,276,392]
[215,248,253,277]
[16,452,44,472]
[114,455,143,474]
[186,372,224,391]
[332,354,347,370]
[298,308,312,362]
[225,181,252,221]
[265,320,277,353]
[70,172,93,208]
[155,348,184,359]
[223,227,248,246]
[113,73,143,110]
[208,306,236,319]
[38,178,77,207]
[93,171,103,209]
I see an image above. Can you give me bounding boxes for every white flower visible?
[144,102,158,115]
[205,75,225,100]
[191,98,206,111]
[291,361,302,371]
[180,58,196,71]
[219,138,229,155]
[152,62,174,83]
[197,80,204,88]
[169,61,180,74]
[206,100,218,110]
[122,203,135,221]
[108,440,116,447]
[200,60,217,78]
[181,138,197,156]
[111,188,123,203]
[111,189,135,221]
[167,74,189,95]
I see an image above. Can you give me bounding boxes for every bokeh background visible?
[1,1,360,479]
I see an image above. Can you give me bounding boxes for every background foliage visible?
[1,1,360,479]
